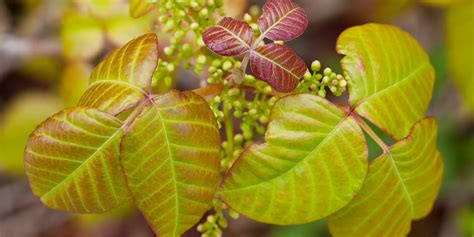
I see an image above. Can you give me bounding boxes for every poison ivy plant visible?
[218,23,443,235]
[202,0,308,92]
[24,33,221,236]
[24,0,445,236]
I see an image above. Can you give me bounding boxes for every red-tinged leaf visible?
[203,17,253,56]
[250,43,307,92]
[258,0,308,41]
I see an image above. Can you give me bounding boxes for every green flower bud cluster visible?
[206,58,241,84]
[296,60,349,97]
[197,199,239,237]
[210,75,276,171]
[243,5,262,37]
[153,0,236,89]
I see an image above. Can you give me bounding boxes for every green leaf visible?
[338,23,435,139]
[0,92,62,176]
[78,33,158,115]
[220,94,368,224]
[446,1,474,113]
[121,90,221,236]
[25,108,130,213]
[130,0,156,18]
[61,11,104,60]
[327,118,444,237]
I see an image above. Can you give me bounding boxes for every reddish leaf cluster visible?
[203,0,308,92]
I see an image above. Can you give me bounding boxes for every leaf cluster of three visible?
[25,34,221,237]
[203,0,443,236]
[25,0,444,236]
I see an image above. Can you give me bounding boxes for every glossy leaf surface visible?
[250,43,307,92]
[79,33,158,115]
[130,0,156,18]
[328,118,444,237]
[338,23,434,139]
[25,108,129,213]
[121,91,221,237]
[203,17,254,56]
[258,0,308,41]
[220,94,368,224]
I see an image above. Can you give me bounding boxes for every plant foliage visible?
[24,0,444,236]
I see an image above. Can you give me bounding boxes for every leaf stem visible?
[351,113,390,154]
[223,100,234,159]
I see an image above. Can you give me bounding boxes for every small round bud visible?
[323,67,332,76]
[222,60,233,71]
[330,86,337,93]
[190,22,199,30]
[318,88,327,97]
[208,66,217,74]
[207,215,215,223]
[197,55,207,64]
[164,46,174,56]
[311,60,321,72]
[263,86,272,94]
[244,13,252,22]
[259,115,269,124]
[199,8,209,18]
[229,88,240,96]
[166,63,175,72]
[234,134,244,144]
[332,79,338,86]
[213,96,221,103]
[322,76,330,84]
[233,110,243,118]
[304,70,312,80]
[339,79,347,87]
[244,74,256,84]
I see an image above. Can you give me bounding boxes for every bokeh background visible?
[0,0,472,236]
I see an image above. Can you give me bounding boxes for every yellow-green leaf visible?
[25,108,129,213]
[328,118,444,237]
[79,33,158,115]
[446,1,474,113]
[338,23,435,139]
[220,94,368,224]
[61,11,104,60]
[0,92,62,176]
[130,0,156,18]
[121,90,221,237]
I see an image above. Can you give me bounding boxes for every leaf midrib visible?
[252,49,299,79]
[261,6,300,38]
[217,25,251,51]
[222,114,350,193]
[41,125,123,201]
[149,98,180,237]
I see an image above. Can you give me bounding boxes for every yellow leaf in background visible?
[129,0,156,18]
[104,7,152,46]
[60,62,92,107]
[0,92,63,176]
[446,1,474,113]
[61,11,104,60]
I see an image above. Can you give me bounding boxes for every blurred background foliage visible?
[0,0,472,236]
